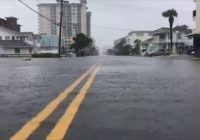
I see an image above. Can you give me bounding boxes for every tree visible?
[162,9,178,53]
[133,39,141,55]
[114,39,132,55]
[70,33,92,56]
[174,25,192,34]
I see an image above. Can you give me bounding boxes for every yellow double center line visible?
[10,63,101,140]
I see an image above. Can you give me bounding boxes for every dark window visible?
[15,48,20,54]
[29,48,32,54]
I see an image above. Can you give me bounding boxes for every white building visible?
[38,0,90,38]
[187,0,200,56]
[114,37,126,47]
[193,0,200,32]
[114,31,152,55]
[143,27,193,56]
[0,26,38,56]
[125,31,152,46]
[114,31,152,46]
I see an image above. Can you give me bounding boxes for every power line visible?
[17,0,60,27]
[92,25,134,31]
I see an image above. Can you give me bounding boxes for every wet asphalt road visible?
[0,56,200,140]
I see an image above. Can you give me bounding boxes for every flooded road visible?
[0,56,200,140]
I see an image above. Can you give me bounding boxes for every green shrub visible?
[32,53,61,58]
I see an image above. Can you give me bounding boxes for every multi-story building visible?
[0,17,21,32]
[39,35,64,50]
[114,31,152,55]
[86,12,91,37]
[114,37,126,47]
[38,0,90,38]
[189,0,200,56]
[0,26,36,56]
[0,16,42,56]
[114,31,152,47]
[64,37,75,48]
[143,27,193,56]
[125,31,152,46]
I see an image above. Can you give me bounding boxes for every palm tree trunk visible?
[169,16,174,54]
[170,26,173,53]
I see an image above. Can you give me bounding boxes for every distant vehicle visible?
[22,58,32,61]
[68,52,76,57]
[191,51,195,55]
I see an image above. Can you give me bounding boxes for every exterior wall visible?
[56,6,61,36]
[0,47,4,54]
[81,2,87,35]
[71,4,78,37]
[38,1,88,38]
[147,31,193,55]
[0,17,21,32]
[2,48,31,55]
[192,0,200,56]
[40,35,58,48]
[195,0,200,32]
[39,6,51,35]
[38,35,65,51]
[0,27,17,40]
[0,27,38,54]
[64,37,74,48]
[86,12,91,37]
[114,37,126,47]
[126,32,152,46]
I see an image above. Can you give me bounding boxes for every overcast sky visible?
[0,0,196,48]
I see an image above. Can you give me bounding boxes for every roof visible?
[152,27,170,35]
[152,27,192,35]
[6,16,18,19]
[128,31,152,35]
[0,40,34,49]
[114,37,126,43]
[19,32,34,36]
[142,37,154,43]
[185,32,200,37]
[38,2,81,7]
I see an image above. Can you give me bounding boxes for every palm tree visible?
[134,39,141,55]
[162,9,178,53]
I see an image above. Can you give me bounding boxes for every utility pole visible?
[57,0,64,56]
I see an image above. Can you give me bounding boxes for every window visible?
[159,34,166,40]
[15,48,20,54]
[29,48,32,54]
[177,33,181,39]
[0,36,2,40]
[137,33,144,36]
[5,36,10,40]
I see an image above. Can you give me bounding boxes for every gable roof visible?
[128,31,152,36]
[0,40,34,49]
[152,27,192,36]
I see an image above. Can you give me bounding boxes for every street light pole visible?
[57,0,64,57]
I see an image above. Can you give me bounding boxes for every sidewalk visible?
[156,54,198,61]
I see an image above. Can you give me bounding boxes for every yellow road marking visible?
[10,63,99,140]
[46,64,101,140]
